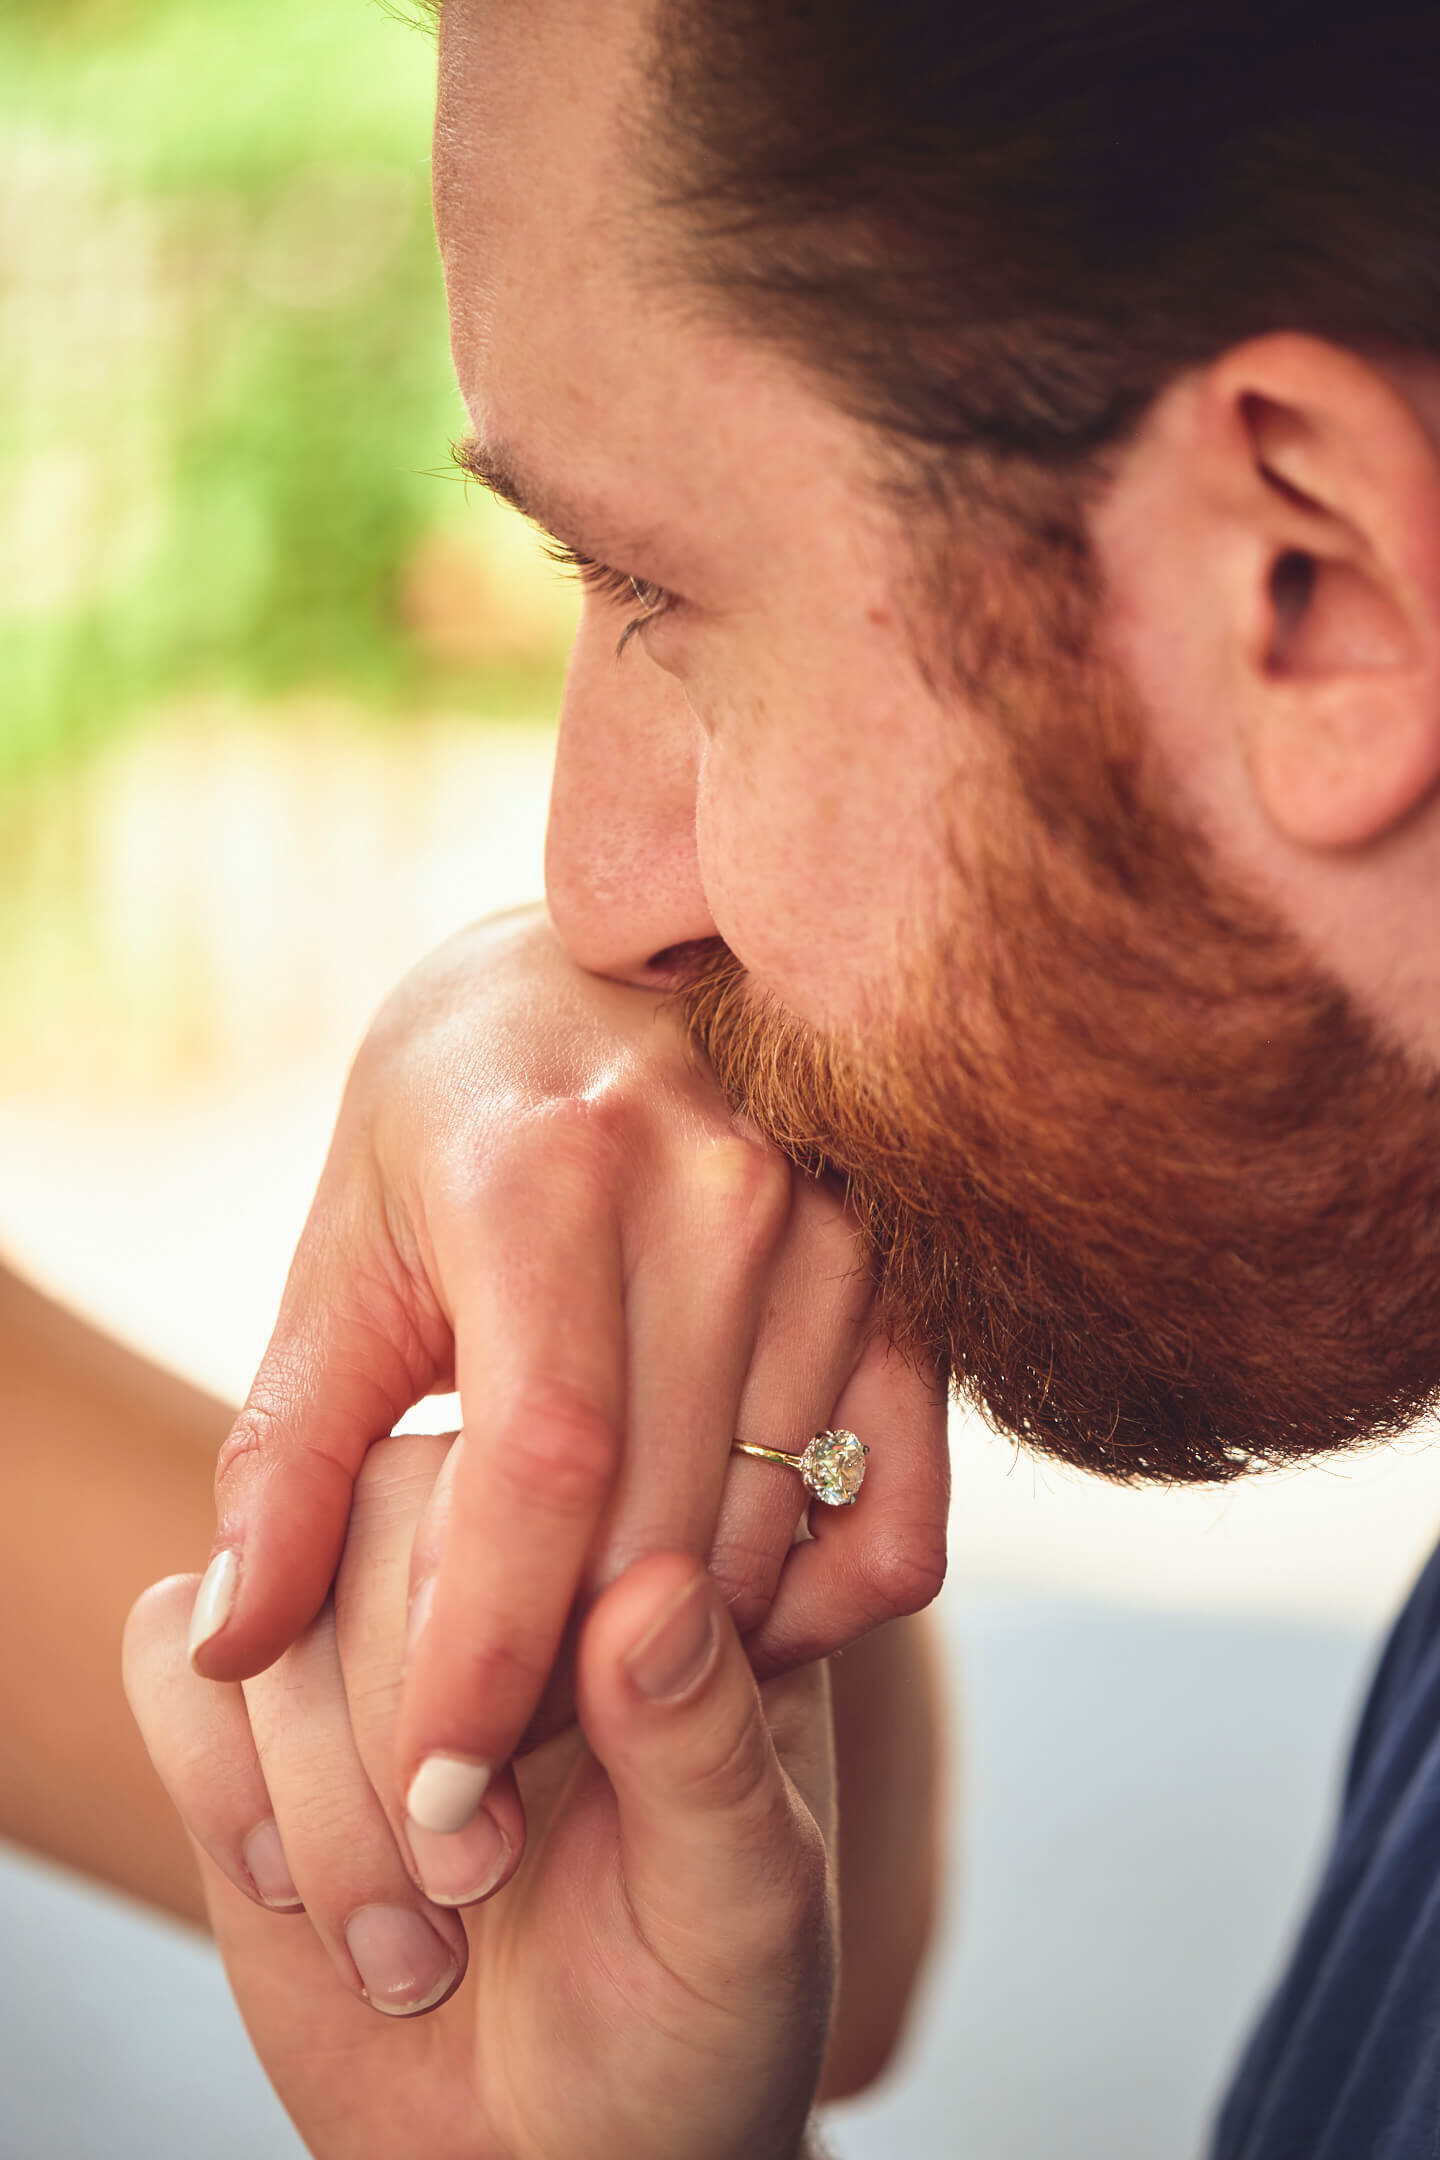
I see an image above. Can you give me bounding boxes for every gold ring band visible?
[730,1429,869,1507]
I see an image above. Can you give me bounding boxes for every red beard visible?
[678,491,1440,1484]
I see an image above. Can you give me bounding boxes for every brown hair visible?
[652,0,1440,474]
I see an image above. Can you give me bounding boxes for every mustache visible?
[672,943,888,1180]
[671,940,968,1407]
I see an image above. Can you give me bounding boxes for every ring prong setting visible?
[798,1428,869,1507]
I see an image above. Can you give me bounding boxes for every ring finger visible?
[707,1176,876,1633]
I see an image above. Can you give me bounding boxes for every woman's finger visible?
[241,1600,469,2018]
[123,1575,303,1914]
[741,1336,951,1677]
[706,1177,875,1634]
[393,1142,632,1837]
[335,1432,527,1910]
[190,1158,451,1684]
[581,1128,794,1591]
[394,1125,791,1838]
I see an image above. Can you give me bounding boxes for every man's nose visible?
[544,610,719,986]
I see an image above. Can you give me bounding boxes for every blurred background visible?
[0,0,572,1377]
[4,5,1440,2158]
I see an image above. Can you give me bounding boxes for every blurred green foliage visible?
[0,0,566,781]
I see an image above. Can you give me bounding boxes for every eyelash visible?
[545,541,675,654]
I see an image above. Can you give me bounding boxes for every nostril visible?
[644,935,732,987]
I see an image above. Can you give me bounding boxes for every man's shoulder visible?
[1213,1532,1440,2160]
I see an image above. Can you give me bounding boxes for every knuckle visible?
[213,1400,285,1492]
[708,1536,784,1634]
[534,1088,629,1165]
[723,1590,775,1641]
[493,1385,619,1514]
[490,1093,631,1210]
[680,1129,791,1254]
[675,1699,774,1815]
[853,1524,948,1621]
[448,1631,555,1724]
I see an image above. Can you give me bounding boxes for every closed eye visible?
[545,540,675,655]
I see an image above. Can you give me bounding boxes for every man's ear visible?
[1112,333,1440,851]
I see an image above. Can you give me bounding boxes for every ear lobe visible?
[1245,660,1440,851]
[1206,339,1440,851]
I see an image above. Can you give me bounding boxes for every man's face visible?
[435,0,1440,1480]
[434,0,968,1030]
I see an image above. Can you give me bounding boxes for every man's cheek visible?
[693,758,824,1008]
[693,828,863,1039]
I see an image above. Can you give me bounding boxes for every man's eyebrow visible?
[453,434,529,514]
[452,432,677,577]
[453,433,584,543]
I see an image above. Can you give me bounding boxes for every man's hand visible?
[187,911,947,1877]
[125,1433,838,2160]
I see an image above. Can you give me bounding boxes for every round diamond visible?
[800,1428,868,1507]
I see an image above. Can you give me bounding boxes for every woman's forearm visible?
[821,1608,949,2100]
[0,1264,228,1923]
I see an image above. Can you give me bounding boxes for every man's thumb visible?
[576,1554,830,1978]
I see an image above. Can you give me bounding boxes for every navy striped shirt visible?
[1215,1537,1440,2160]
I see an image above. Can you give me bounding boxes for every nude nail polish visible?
[188,1549,239,1666]
[405,1753,492,1835]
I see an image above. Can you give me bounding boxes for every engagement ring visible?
[730,1429,869,1507]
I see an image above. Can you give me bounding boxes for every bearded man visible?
[119,2,1440,2155]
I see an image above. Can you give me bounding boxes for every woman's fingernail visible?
[344,1905,458,2017]
[188,1550,239,1666]
[407,1807,509,1908]
[405,1753,492,1835]
[624,1574,717,1702]
[242,1819,302,1910]
[404,1576,436,1665]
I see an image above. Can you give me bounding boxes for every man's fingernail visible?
[407,1806,509,1907]
[404,1576,436,1664]
[188,1549,239,1666]
[242,1818,302,1910]
[344,1905,458,2017]
[624,1574,717,1702]
[405,1753,492,1835]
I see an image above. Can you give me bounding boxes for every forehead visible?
[434,1,639,382]
[431,0,893,578]
[435,1,693,512]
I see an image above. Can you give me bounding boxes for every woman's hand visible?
[125,1433,838,2160]
[189,910,948,1862]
